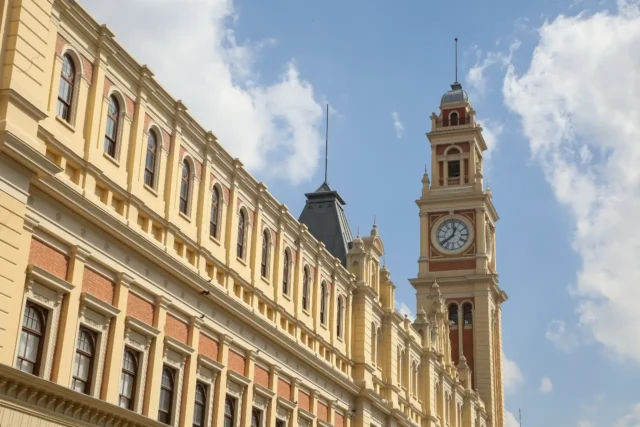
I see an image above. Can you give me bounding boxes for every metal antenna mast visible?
[519,408,522,427]
[455,37,459,83]
[324,104,329,184]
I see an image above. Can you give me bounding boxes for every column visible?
[267,364,279,427]
[101,272,132,403]
[212,335,233,425]
[51,245,90,386]
[241,350,256,426]
[289,379,300,427]
[179,316,202,426]
[224,160,241,267]
[125,67,152,194]
[142,295,170,417]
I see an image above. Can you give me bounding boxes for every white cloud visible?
[502,352,524,392]
[539,376,554,393]
[392,111,404,139]
[505,410,520,427]
[503,0,640,363]
[617,404,640,427]
[476,118,504,171]
[396,301,415,321]
[466,40,521,97]
[546,319,581,352]
[79,0,323,184]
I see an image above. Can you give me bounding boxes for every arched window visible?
[104,95,120,158]
[261,230,270,278]
[179,160,191,215]
[251,409,261,427]
[302,267,310,310]
[450,112,459,126]
[118,349,138,410]
[320,282,327,324]
[72,327,96,394]
[224,397,235,427]
[210,187,220,238]
[158,366,175,424]
[236,210,246,259]
[57,54,75,122]
[144,131,158,187]
[336,296,344,338]
[282,250,291,295]
[397,350,404,384]
[411,361,417,395]
[16,302,47,375]
[463,302,473,325]
[193,383,207,427]
[449,303,459,326]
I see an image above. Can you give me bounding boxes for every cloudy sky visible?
[79,0,640,425]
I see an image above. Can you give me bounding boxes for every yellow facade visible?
[0,1,506,426]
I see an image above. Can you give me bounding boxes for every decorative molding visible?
[253,383,275,400]
[26,264,74,295]
[163,335,194,358]
[125,316,160,338]
[197,354,224,373]
[298,408,316,421]
[80,292,120,318]
[227,370,251,388]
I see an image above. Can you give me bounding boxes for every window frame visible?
[118,347,139,410]
[15,302,47,375]
[104,95,121,158]
[463,302,473,325]
[302,267,310,311]
[261,230,270,279]
[236,210,246,260]
[251,407,262,427]
[319,281,327,325]
[282,249,291,296]
[179,160,191,215]
[158,365,176,425]
[449,303,459,326]
[224,396,236,427]
[193,382,207,427]
[72,326,97,395]
[57,54,76,123]
[144,130,158,188]
[336,295,344,338]
[210,187,221,239]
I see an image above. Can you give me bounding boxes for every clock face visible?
[436,219,470,251]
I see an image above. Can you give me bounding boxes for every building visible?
[0,0,507,426]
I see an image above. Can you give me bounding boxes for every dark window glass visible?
[57,55,75,122]
[179,161,191,214]
[251,408,261,427]
[158,366,175,424]
[463,303,473,325]
[210,188,220,238]
[261,231,269,278]
[224,397,235,427]
[16,302,47,375]
[320,282,327,324]
[144,131,158,187]
[449,304,459,326]
[236,211,245,259]
[72,327,96,394]
[302,268,309,311]
[337,296,344,338]
[276,420,285,427]
[118,349,138,410]
[448,161,460,178]
[282,251,290,295]
[104,96,120,157]
[450,112,459,126]
[193,383,207,427]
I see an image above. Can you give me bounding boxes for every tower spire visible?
[324,103,329,184]
[454,37,459,84]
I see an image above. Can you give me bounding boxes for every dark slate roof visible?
[441,82,468,104]
[298,182,353,266]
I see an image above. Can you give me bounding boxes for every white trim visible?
[80,292,120,318]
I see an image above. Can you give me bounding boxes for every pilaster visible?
[179,316,202,426]
[241,350,257,426]
[212,334,233,425]
[142,294,170,417]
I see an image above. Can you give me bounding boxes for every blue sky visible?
[81,0,640,425]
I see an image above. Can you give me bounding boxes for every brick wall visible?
[317,401,328,422]
[277,379,291,400]
[254,365,269,388]
[198,334,219,361]
[298,390,310,412]
[82,267,114,305]
[165,314,189,344]
[228,350,246,376]
[126,293,154,325]
[335,413,345,427]
[28,238,69,280]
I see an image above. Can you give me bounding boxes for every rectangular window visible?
[15,302,48,375]
[72,327,98,394]
[448,161,460,178]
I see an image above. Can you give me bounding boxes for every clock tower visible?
[410,81,508,427]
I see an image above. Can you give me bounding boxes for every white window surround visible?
[162,336,194,426]
[252,383,274,427]
[196,354,224,427]
[226,371,250,427]
[20,265,72,379]
[297,407,316,425]
[123,316,159,413]
[276,397,296,425]
[76,293,120,398]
